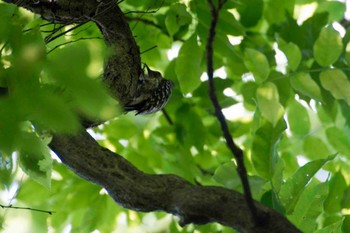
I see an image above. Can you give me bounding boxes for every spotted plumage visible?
[124,64,174,115]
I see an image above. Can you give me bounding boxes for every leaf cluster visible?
[1,0,350,232]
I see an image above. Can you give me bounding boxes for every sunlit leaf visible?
[303,136,330,160]
[314,26,343,67]
[326,126,350,157]
[287,100,310,136]
[316,1,346,22]
[256,82,284,126]
[279,42,301,71]
[320,69,350,105]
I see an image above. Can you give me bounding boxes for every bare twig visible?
[47,36,103,54]
[124,10,157,15]
[0,204,55,215]
[140,45,158,55]
[161,109,173,125]
[125,16,162,30]
[45,22,86,44]
[205,0,261,225]
[44,23,68,43]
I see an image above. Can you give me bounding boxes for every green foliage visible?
[256,82,284,126]
[290,72,322,101]
[2,0,350,232]
[175,35,202,94]
[314,26,343,67]
[279,155,335,214]
[244,48,270,83]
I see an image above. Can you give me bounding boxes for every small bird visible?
[124,64,174,115]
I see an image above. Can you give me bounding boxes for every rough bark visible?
[3,0,301,232]
[49,131,300,233]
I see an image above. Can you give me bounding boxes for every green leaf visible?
[251,119,287,180]
[217,11,245,36]
[290,72,322,101]
[279,42,302,71]
[315,219,343,233]
[175,35,202,94]
[18,133,52,189]
[320,69,350,105]
[289,181,329,233]
[279,154,335,214]
[256,82,284,126]
[47,44,118,119]
[272,158,285,194]
[265,0,295,24]
[326,126,350,157]
[165,3,191,36]
[241,81,258,109]
[287,100,310,136]
[0,4,17,43]
[316,1,346,22]
[324,172,347,213]
[244,48,270,83]
[213,162,240,190]
[314,26,343,67]
[237,0,263,27]
[303,136,330,160]
[175,105,206,152]
[192,79,236,109]
[22,89,80,133]
[0,98,21,154]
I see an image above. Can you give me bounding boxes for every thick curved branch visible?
[49,131,300,233]
[3,0,301,232]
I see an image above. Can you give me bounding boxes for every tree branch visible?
[3,0,301,232]
[49,131,300,233]
[0,204,55,215]
[205,0,260,225]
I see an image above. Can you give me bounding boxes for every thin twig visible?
[205,0,261,225]
[140,45,158,55]
[45,22,87,44]
[47,36,103,54]
[125,16,162,30]
[0,204,55,215]
[0,41,8,55]
[44,23,68,43]
[161,109,173,125]
[124,10,157,15]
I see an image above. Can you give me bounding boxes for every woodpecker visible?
[124,64,174,115]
